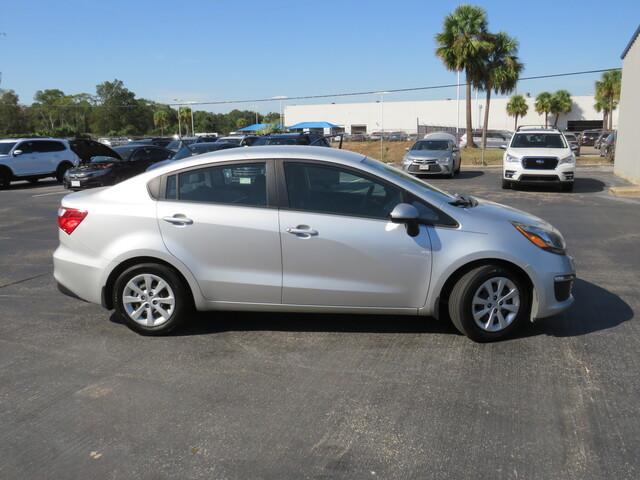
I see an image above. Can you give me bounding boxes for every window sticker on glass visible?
[239,177,251,184]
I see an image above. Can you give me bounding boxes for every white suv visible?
[0,138,80,188]
[501,127,576,192]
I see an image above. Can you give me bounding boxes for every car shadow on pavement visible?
[108,280,630,340]
[524,278,633,338]
[3,179,60,190]
[110,310,459,336]
[455,170,484,179]
[514,177,606,194]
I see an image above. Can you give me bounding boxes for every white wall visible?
[285,95,617,134]
[614,37,640,184]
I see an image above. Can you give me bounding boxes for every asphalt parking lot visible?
[1,166,639,479]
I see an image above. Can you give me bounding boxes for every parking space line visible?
[32,191,67,197]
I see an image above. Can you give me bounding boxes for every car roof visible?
[516,128,561,133]
[147,146,365,175]
[423,132,456,141]
[0,137,63,143]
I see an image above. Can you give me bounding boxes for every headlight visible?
[437,157,452,164]
[505,153,520,163]
[559,154,575,164]
[403,156,412,164]
[512,222,566,255]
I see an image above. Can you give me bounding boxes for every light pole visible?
[456,70,460,142]
[376,91,390,161]
[272,96,287,131]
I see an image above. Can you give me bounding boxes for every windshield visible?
[362,157,454,201]
[167,139,196,150]
[113,146,138,160]
[411,140,449,151]
[0,142,17,155]
[511,133,566,148]
[564,134,576,141]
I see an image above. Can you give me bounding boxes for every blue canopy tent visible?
[287,121,341,130]
[237,123,270,133]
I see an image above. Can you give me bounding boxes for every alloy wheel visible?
[471,276,520,332]
[122,273,176,327]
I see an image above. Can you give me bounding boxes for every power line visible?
[34,67,621,109]
[167,67,622,106]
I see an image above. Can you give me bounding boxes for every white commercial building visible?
[285,95,617,135]
[614,25,640,184]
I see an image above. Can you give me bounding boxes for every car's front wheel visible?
[501,179,511,189]
[448,264,531,342]
[113,263,191,335]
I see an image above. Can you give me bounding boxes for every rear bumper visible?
[63,177,110,190]
[53,244,105,305]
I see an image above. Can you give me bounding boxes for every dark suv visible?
[580,130,602,147]
[251,133,331,147]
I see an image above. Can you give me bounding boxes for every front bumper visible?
[504,163,575,184]
[528,253,576,320]
[403,161,453,175]
[63,176,109,190]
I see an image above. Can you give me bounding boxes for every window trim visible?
[276,158,458,227]
[156,158,276,209]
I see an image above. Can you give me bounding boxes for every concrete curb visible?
[610,186,640,197]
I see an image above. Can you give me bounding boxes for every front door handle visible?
[163,214,193,226]
[286,225,318,238]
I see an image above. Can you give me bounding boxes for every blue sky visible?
[1,0,638,112]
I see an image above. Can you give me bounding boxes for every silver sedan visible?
[54,146,575,342]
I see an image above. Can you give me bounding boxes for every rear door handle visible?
[163,215,193,226]
[286,225,318,238]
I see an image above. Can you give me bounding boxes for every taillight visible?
[58,207,88,235]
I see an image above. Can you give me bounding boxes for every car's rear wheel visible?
[56,162,73,183]
[113,263,191,335]
[0,169,10,189]
[448,264,530,342]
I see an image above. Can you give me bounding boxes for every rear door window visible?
[176,162,267,207]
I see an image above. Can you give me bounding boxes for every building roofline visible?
[622,24,640,59]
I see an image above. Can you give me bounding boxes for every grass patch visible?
[339,141,503,165]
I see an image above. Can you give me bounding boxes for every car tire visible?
[448,264,531,342]
[0,169,10,189]
[561,182,574,192]
[501,179,511,189]
[113,263,192,335]
[56,162,73,183]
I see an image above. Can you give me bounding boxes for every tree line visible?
[436,5,622,142]
[0,79,279,138]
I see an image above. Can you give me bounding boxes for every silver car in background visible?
[54,146,575,342]
[402,133,460,177]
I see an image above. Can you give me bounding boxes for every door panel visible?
[279,211,431,308]
[158,202,281,303]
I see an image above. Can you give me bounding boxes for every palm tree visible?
[535,92,553,127]
[436,4,490,148]
[179,107,192,136]
[153,110,169,136]
[550,90,572,127]
[594,70,621,130]
[473,32,522,148]
[506,94,528,130]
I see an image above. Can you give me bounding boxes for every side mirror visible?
[452,146,459,152]
[389,203,420,237]
[405,147,410,152]
[570,144,578,152]
[499,144,507,150]
[12,149,23,156]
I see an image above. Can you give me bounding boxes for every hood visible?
[460,197,550,229]
[69,139,122,162]
[406,150,451,159]
[507,148,569,158]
